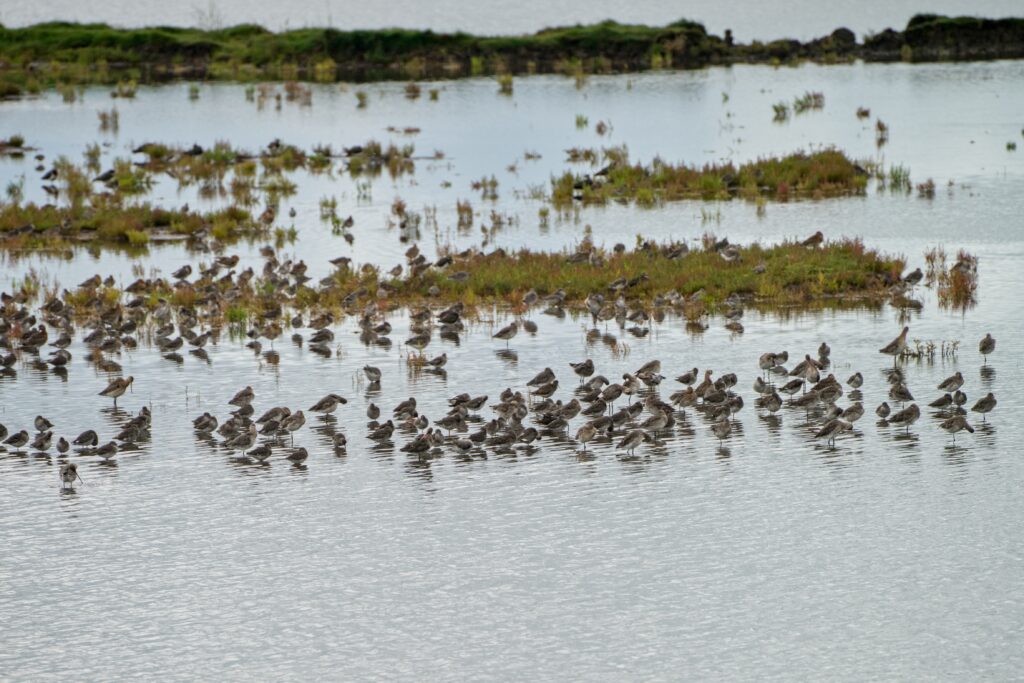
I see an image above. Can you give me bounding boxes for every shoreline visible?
[1,14,1023,91]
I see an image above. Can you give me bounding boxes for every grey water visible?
[1,58,1024,680]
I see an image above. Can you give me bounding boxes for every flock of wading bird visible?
[0,239,1000,490]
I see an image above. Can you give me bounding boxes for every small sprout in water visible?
[497,74,513,96]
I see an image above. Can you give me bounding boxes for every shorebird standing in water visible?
[940,415,975,443]
[879,327,910,366]
[492,321,518,348]
[363,366,382,383]
[815,418,852,448]
[229,386,255,408]
[95,441,119,462]
[310,393,347,416]
[282,411,306,445]
[971,392,997,422]
[979,333,995,364]
[73,430,99,447]
[99,376,134,407]
[4,430,29,451]
[616,429,646,456]
[59,463,82,489]
[576,423,597,451]
[887,403,920,434]
[937,371,964,393]
[224,425,256,455]
[570,359,594,382]
[711,417,732,444]
[286,447,309,465]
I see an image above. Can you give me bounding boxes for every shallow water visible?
[2,60,1024,680]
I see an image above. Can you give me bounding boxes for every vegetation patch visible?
[551,148,870,207]
[0,201,259,251]
[318,237,904,310]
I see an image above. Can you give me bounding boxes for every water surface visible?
[1,60,1023,680]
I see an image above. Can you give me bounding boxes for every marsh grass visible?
[885,164,912,193]
[338,238,903,308]
[900,339,959,361]
[0,135,27,158]
[497,74,513,95]
[923,245,977,310]
[792,91,824,113]
[0,201,258,249]
[552,148,869,206]
[98,108,119,132]
[110,79,137,98]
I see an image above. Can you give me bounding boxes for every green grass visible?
[552,148,869,207]
[0,201,258,249]
[322,238,904,308]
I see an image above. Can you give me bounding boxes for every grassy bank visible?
[552,148,869,206]
[0,14,1022,93]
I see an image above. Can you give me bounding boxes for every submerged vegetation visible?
[551,148,869,207]
[925,246,978,311]
[772,91,825,122]
[0,15,1022,93]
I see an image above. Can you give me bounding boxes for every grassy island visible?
[552,148,868,206]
